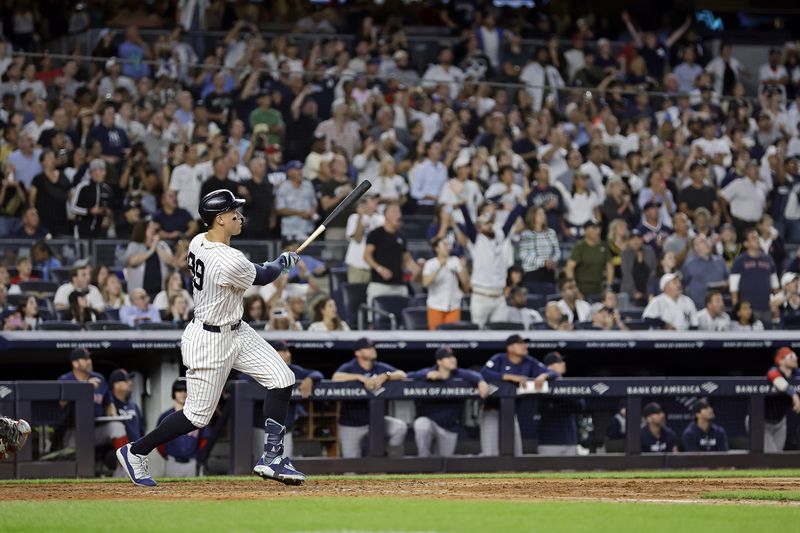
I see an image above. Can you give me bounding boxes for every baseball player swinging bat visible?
[296,179,372,254]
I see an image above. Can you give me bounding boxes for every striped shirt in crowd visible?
[517,228,561,272]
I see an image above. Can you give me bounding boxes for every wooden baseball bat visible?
[295,180,372,254]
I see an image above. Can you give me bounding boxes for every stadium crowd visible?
[2,2,800,333]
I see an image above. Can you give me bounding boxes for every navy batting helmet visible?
[199,189,245,227]
[171,377,187,399]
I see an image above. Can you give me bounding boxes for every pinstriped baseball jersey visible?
[188,233,256,326]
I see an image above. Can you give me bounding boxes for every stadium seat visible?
[104,308,120,321]
[625,320,650,331]
[525,294,546,310]
[484,321,525,330]
[545,293,561,302]
[6,293,27,307]
[38,321,82,331]
[574,322,597,330]
[409,293,428,307]
[328,265,348,296]
[585,293,604,304]
[437,322,479,331]
[50,268,73,283]
[85,321,133,331]
[250,321,267,330]
[138,322,179,330]
[18,280,60,294]
[341,283,367,325]
[524,282,556,295]
[402,307,429,330]
[372,295,411,330]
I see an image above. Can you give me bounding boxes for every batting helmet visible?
[171,377,187,399]
[199,189,245,227]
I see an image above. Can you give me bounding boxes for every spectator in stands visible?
[695,290,731,332]
[730,299,764,331]
[308,297,350,332]
[538,352,584,455]
[199,156,238,201]
[640,402,678,453]
[410,141,448,215]
[565,220,613,298]
[642,273,698,330]
[333,338,408,458]
[314,101,361,160]
[153,271,194,313]
[589,303,628,331]
[87,104,130,166]
[662,213,692,268]
[124,220,174,298]
[364,203,420,306]
[422,237,469,330]
[517,206,560,284]
[156,378,207,477]
[637,201,672,256]
[119,288,162,328]
[371,156,409,208]
[681,235,728,308]
[18,295,42,330]
[28,150,71,237]
[638,172,675,229]
[605,218,629,281]
[30,240,61,282]
[678,161,719,220]
[100,274,128,310]
[71,159,114,238]
[730,228,779,324]
[560,172,600,238]
[681,398,729,452]
[461,202,523,327]
[243,295,267,324]
[408,346,489,457]
[719,160,767,239]
[620,228,657,307]
[771,272,800,326]
[556,276,591,324]
[480,335,557,456]
[10,255,38,288]
[54,262,104,313]
[345,193,384,284]
[67,288,100,326]
[543,301,573,331]
[167,144,205,219]
[165,294,192,327]
[2,308,27,331]
[757,214,785,275]
[275,160,316,240]
[10,205,47,239]
[764,347,800,453]
[506,286,544,330]
[154,190,198,241]
[0,159,28,236]
[104,369,144,448]
[265,305,302,331]
[7,133,42,189]
[716,223,741,269]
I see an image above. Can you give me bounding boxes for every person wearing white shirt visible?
[168,145,209,219]
[438,156,483,222]
[422,239,470,330]
[557,172,600,236]
[579,143,613,201]
[719,160,768,237]
[410,141,448,213]
[370,157,409,207]
[344,194,385,284]
[21,100,53,146]
[484,166,525,208]
[642,273,698,330]
[705,44,746,96]
[695,290,731,331]
[53,262,106,313]
[421,47,465,100]
[520,48,565,111]
[556,277,592,324]
[758,48,789,101]
[506,287,544,330]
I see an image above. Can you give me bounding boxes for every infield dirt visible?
[7,476,800,502]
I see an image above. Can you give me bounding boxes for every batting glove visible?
[279,252,300,274]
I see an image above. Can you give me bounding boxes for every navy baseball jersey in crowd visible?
[538,397,585,446]
[335,359,400,427]
[239,364,323,429]
[681,422,729,452]
[156,408,210,461]
[104,394,144,441]
[406,367,483,431]
[57,371,108,418]
[765,366,800,422]
[641,425,678,453]
[731,252,776,311]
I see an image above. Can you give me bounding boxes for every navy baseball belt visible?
[197,320,241,333]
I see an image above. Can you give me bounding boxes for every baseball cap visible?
[89,159,106,171]
[543,351,564,365]
[659,272,681,292]
[781,272,798,288]
[108,368,132,386]
[689,160,707,171]
[285,160,303,170]
[505,334,529,347]
[643,200,661,210]
[354,337,374,351]
[692,397,711,414]
[435,346,455,360]
[69,347,91,361]
[643,402,664,417]
[774,346,796,366]
[583,220,599,229]
[172,377,187,393]
[272,340,289,351]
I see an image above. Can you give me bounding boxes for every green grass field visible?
[1,471,799,533]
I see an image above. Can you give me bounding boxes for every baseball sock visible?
[130,410,197,456]
[262,386,293,459]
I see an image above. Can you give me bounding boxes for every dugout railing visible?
[231,377,800,475]
[0,381,94,479]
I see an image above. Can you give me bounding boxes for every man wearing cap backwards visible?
[407,346,490,457]
[239,341,323,461]
[333,338,408,458]
[764,347,800,452]
[640,402,678,453]
[156,378,210,477]
[71,158,114,238]
[480,335,559,456]
[642,272,698,330]
[538,352,585,456]
[681,398,729,452]
[729,227,779,325]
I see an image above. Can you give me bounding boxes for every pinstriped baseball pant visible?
[181,320,295,427]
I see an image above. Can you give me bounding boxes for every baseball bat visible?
[295,179,372,254]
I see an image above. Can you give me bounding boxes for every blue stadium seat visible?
[85,321,133,331]
[402,307,429,330]
[138,322,179,330]
[484,321,525,331]
[104,308,120,321]
[437,322,479,331]
[18,280,60,294]
[372,295,411,330]
[409,293,428,307]
[38,321,82,331]
[341,283,367,325]
[524,282,556,295]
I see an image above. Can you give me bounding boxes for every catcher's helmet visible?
[199,189,245,227]
[171,377,187,399]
